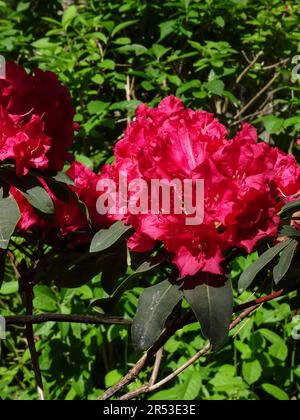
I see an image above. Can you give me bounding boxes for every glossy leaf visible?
[52,172,75,186]
[279,225,300,238]
[273,239,298,284]
[238,240,292,291]
[0,195,20,249]
[21,185,55,214]
[184,278,233,350]
[90,222,132,253]
[280,199,300,218]
[132,280,183,351]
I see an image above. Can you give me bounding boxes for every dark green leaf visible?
[279,225,300,238]
[0,195,20,249]
[53,253,115,288]
[184,278,233,350]
[101,243,128,295]
[90,222,132,253]
[274,262,300,291]
[238,240,292,291]
[0,170,54,214]
[21,185,54,215]
[132,280,183,352]
[273,239,298,284]
[35,250,117,288]
[92,253,168,312]
[280,200,300,218]
[52,172,75,186]
[41,176,72,204]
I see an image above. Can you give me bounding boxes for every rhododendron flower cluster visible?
[12,162,103,236]
[100,96,300,277]
[2,61,299,280]
[0,61,77,175]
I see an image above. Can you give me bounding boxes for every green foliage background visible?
[0,0,300,400]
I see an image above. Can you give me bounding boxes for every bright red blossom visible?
[10,187,47,231]
[0,61,76,175]
[12,162,103,236]
[101,96,300,277]
[0,110,51,175]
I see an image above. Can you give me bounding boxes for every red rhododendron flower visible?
[0,109,51,175]
[100,96,300,277]
[12,162,103,236]
[0,61,76,175]
[67,162,107,229]
[10,187,47,231]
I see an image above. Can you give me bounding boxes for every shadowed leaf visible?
[184,277,233,350]
[90,222,132,253]
[132,280,183,352]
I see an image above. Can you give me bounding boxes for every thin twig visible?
[236,51,263,84]
[125,75,132,124]
[5,314,132,326]
[99,353,148,400]
[26,323,45,400]
[119,305,259,400]
[231,103,275,127]
[119,344,211,400]
[98,311,193,400]
[5,290,284,328]
[96,40,104,59]
[7,251,21,280]
[234,73,280,120]
[118,348,165,401]
[149,347,164,386]
[4,286,288,401]
[230,305,258,329]
[233,290,283,313]
[99,288,289,400]
[24,281,45,401]
[241,51,252,64]
[263,58,290,70]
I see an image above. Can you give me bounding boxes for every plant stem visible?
[5,314,132,326]
[99,288,292,400]
[24,281,45,401]
[119,305,259,400]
